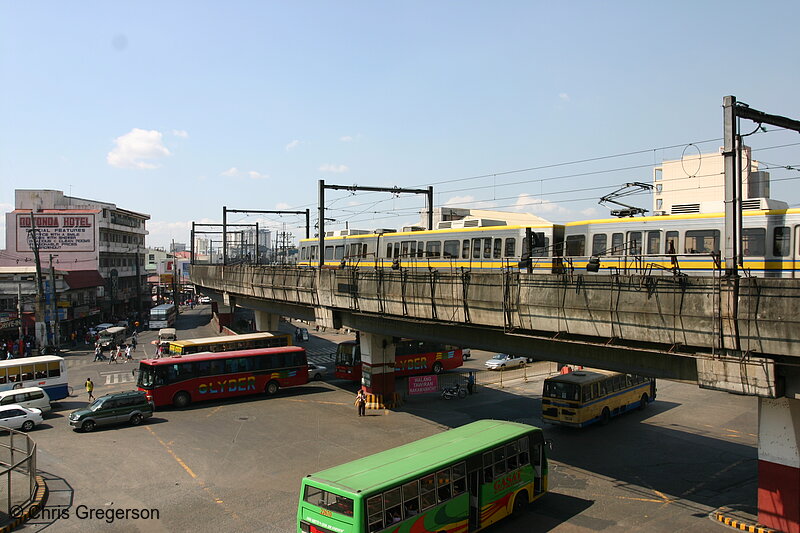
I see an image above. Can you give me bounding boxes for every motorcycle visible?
[441,382,467,400]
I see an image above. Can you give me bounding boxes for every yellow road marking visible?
[146,426,241,521]
[206,405,224,418]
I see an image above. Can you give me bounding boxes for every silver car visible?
[0,404,43,432]
[485,353,527,370]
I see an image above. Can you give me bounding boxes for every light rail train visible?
[298,202,800,277]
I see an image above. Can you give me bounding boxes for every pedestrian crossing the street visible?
[101,371,136,385]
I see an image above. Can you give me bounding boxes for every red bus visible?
[335,339,463,381]
[136,346,308,408]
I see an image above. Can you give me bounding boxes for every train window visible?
[393,243,401,259]
[472,238,481,259]
[684,230,720,254]
[773,227,790,257]
[426,241,441,258]
[325,246,334,260]
[565,235,586,256]
[362,243,369,258]
[310,246,318,260]
[535,235,549,257]
[493,239,502,259]
[443,240,459,258]
[611,233,624,255]
[627,232,642,255]
[301,247,307,260]
[666,231,678,255]
[483,238,492,259]
[591,234,608,256]
[417,242,424,258]
[350,244,361,259]
[504,238,516,257]
[401,241,412,258]
[462,240,470,259]
[647,231,661,255]
[334,246,345,260]
[742,228,765,256]
[386,244,392,258]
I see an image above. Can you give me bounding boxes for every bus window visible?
[482,452,493,483]
[506,441,519,470]
[402,480,419,519]
[443,240,459,258]
[452,462,466,496]
[611,233,624,255]
[774,227,790,257]
[34,363,47,379]
[647,231,661,254]
[518,436,530,464]
[419,474,436,511]
[304,485,354,517]
[436,468,451,502]
[493,238,502,259]
[504,238,516,257]
[383,487,402,523]
[494,446,507,476]
[592,234,608,256]
[461,239,470,259]
[742,228,765,256]
[367,495,383,532]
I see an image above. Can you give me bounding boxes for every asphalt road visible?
[15,306,757,532]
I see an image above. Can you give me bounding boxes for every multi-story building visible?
[1,190,150,326]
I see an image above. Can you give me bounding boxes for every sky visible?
[1,1,799,250]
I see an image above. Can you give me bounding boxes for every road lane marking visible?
[146,426,242,521]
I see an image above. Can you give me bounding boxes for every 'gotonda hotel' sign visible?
[16,213,96,252]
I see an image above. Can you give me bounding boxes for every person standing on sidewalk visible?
[85,378,95,401]
[467,372,475,395]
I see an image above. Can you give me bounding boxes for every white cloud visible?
[443,195,475,207]
[285,140,301,151]
[580,207,598,217]
[275,202,290,210]
[514,194,570,215]
[172,129,188,138]
[221,167,239,177]
[339,136,353,142]
[107,128,171,169]
[558,93,570,101]
[319,163,349,173]
[247,170,269,180]
[146,220,193,248]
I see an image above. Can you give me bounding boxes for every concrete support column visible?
[254,310,279,332]
[359,332,396,396]
[758,397,800,533]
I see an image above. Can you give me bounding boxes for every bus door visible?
[532,441,545,496]
[466,455,482,531]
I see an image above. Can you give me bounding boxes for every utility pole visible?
[28,213,52,353]
[49,254,61,354]
[17,284,23,351]
[172,239,180,313]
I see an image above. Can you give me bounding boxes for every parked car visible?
[0,404,43,432]
[308,363,327,381]
[485,353,527,370]
[0,387,52,414]
[69,390,153,432]
[199,296,212,304]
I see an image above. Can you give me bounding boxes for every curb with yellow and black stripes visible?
[712,508,775,533]
[0,475,48,533]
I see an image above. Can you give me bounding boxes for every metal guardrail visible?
[0,427,38,520]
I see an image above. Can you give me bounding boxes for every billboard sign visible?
[16,213,96,252]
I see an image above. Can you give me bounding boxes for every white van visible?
[0,387,52,414]
[158,328,177,344]
[98,326,127,350]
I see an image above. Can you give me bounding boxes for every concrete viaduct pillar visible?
[254,310,280,332]
[359,332,400,407]
[758,397,800,533]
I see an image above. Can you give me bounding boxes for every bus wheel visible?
[266,381,279,395]
[432,362,443,374]
[639,393,649,410]
[173,392,191,408]
[600,408,611,425]
[513,491,528,514]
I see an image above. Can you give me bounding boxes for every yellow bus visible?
[541,369,655,427]
[168,332,293,355]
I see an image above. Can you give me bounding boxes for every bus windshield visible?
[303,486,354,517]
[335,342,359,365]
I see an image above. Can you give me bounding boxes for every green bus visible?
[297,420,549,533]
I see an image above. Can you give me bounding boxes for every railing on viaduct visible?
[190,264,800,398]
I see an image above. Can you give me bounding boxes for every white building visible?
[1,189,150,321]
